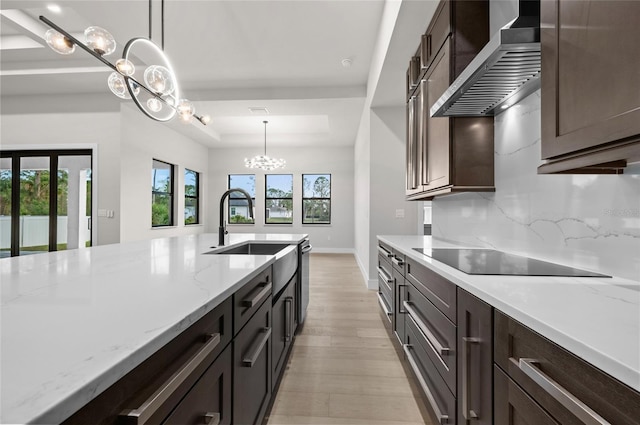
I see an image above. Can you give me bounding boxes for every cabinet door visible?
[423,38,451,192]
[163,344,232,425]
[234,297,272,425]
[457,289,492,425]
[406,88,424,196]
[272,277,296,387]
[540,0,640,168]
[393,269,407,345]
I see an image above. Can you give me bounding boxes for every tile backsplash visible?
[432,91,640,281]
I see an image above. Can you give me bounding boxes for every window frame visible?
[184,168,199,225]
[227,174,255,224]
[265,174,293,225]
[302,173,332,225]
[152,159,175,227]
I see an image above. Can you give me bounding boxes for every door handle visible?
[243,327,271,367]
[462,337,481,420]
[241,282,272,308]
[403,344,449,424]
[203,412,220,425]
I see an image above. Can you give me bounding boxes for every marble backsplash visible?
[432,91,640,281]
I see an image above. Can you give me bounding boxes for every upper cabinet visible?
[405,0,495,200]
[539,0,640,174]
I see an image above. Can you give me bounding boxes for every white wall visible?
[432,91,640,281]
[207,146,354,251]
[119,106,209,242]
[0,112,122,245]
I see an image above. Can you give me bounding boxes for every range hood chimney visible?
[430,0,540,117]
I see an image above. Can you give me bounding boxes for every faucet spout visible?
[219,188,254,246]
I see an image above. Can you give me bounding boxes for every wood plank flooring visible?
[267,253,430,425]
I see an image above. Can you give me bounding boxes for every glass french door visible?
[0,150,92,258]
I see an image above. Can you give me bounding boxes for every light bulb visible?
[177,99,195,123]
[198,114,211,125]
[107,72,130,99]
[84,26,116,56]
[115,58,135,76]
[44,29,75,55]
[147,98,163,112]
[144,65,175,96]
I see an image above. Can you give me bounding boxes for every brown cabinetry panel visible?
[272,275,297,387]
[539,0,640,173]
[405,257,457,323]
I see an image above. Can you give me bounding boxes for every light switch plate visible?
[395,209,405,218]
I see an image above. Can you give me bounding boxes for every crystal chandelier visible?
[39,1,210,126]
[245,121,286,171]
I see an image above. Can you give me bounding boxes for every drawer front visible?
[391,251,406,275]
[378,252,393,283]
[494,365,559,425]
[378,241,394,266]
[393,269,407,345]
[163,343,232,425]
[495,310,640,425]
[406,283,456,394]
[405,257,457,323]
[234,266,272,336]
[405,317,456,425]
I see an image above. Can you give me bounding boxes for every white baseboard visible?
[353,251,378,290]
[311,247,355,254]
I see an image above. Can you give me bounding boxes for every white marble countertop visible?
[0,233,308,425]
[378,235,640,393]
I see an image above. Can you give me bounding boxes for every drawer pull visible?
[243,327,272,367]
[242,282,272,307]
[462,337,481,420]
[204,412,221,425]
[403,344,449,424]
[377,267,392,284]
[398,284,407,314]
[377,292,392,317]
[119,333,221,424]
[404,301,450,356]
[518,358,610,425]
[378,245,393,258]
[392,256,405,267]
[284,296,293,342]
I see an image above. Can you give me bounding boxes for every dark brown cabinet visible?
[272,275,297,388]
[457,288,492,425]
[405,0,495,200]
[539,0,640,174]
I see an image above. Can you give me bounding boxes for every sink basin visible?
[208,243,291,256]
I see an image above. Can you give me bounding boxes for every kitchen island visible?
[0,233,307,425]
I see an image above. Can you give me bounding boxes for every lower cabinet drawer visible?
[234,267,272,336]
[163,343,232,425]
[405,282,456,393]
[405,257,457,323]
[495,310,640,425]
[405,315,456,425]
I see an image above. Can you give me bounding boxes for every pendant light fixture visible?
[39,0,210,126]
[245,121,286,171]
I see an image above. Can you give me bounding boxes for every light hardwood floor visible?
[267,253,430,425]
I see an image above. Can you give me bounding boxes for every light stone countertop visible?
[0,233,308,425]
[378,235,640,393]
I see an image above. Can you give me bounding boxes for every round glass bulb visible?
[115,58,135,76]
[144,65,175,96]
[177,99,195,123]
[84,26,116,56]
[44,29,75,55]
[107,72,130,99]
[146,98,163,112]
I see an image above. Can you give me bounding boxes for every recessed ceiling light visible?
[47,4,62,13]
[501,104,510,110]
[341,58,352,68]
[248,107,269,114]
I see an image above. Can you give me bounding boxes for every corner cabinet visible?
[406,0,495,200]
[538,0,640,174]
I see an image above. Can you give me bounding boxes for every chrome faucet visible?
[219,188,254,246]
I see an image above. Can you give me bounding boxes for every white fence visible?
[0,216,90,249]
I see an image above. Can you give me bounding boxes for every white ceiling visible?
[0,0,386,148]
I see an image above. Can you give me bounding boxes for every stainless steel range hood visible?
[430,1,540,117]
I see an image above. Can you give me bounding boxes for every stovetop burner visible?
[412,248,610,277]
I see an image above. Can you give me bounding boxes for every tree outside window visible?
[152,159,174,227]
[266,174,293,224]
[302,174,331,224]
[228,174,255,224]
[185,169,199,225]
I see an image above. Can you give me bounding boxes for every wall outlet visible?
[395,209,405,218]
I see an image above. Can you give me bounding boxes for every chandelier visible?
[245,121,286,171]
[38,1,210,126]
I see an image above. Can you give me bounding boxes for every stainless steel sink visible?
[208,243,291,256]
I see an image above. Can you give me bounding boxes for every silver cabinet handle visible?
[462,337,481,420]
[403,344,449,424]
[398,284,407,314]
[392,256,405,267]
[284,297,293,342]
[204,412,221,425]
[242,282,272,307]
[518,358,610,425]
[120,333,221,424]
[377,292,392,317]
[378,245,393,258]
[301,245,313,254]
[404,301,450,356]
[377,267,392,284]
[243,327,271,367]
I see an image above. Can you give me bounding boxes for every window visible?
[184,168,199,225]
[228,174,255,224]
[152,159,174,227]
[265,174,293,224]
[302,174,331,224]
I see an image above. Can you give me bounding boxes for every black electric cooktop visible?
[412,248,610,277]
